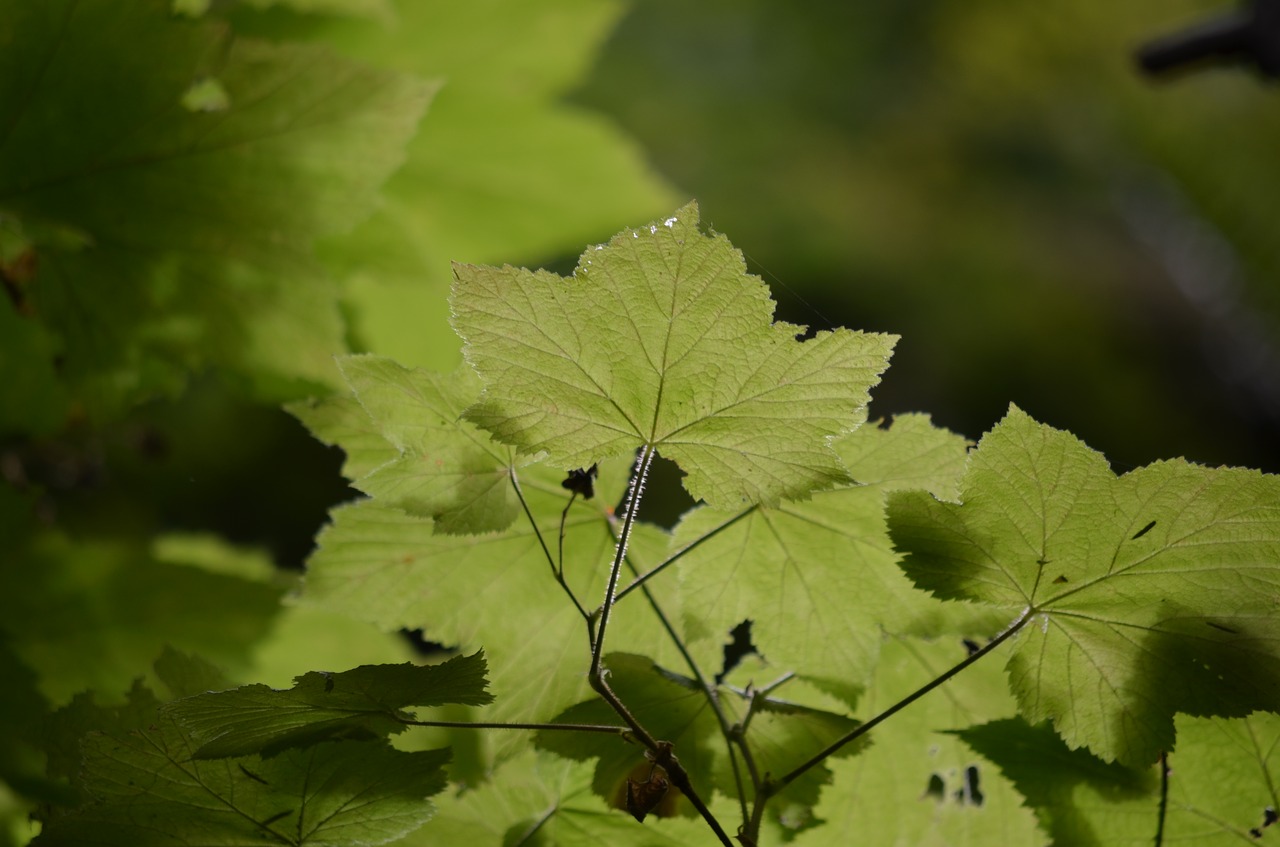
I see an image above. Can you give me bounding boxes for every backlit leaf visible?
[888,406,1280,766]
[452,203,896,508]
[1166,712,1280,844]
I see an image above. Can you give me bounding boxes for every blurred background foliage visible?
[576,0,1280,474]
[0,0,1277,842]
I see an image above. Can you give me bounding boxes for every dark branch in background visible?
[1136,0,1280,78]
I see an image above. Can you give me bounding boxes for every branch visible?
[1154,751,1169,847]
[509,466,590,622]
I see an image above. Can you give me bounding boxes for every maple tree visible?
[3,3,1279,847]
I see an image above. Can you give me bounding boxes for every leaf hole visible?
[1131,520,1157,540]
[955,765,984,807]
[1252,806,1278,837]
[716,620,758,683]
[922,773,946,802]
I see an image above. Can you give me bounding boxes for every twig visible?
[401,719,625,734]
[509,467,590,622]
[1154,751,1169,847]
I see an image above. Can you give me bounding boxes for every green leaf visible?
[234,0,395,18]
[336,355,521,533]
[302,455,680,759]
[0,0,434,409]
[955,719,1159,847]
[1166,712,1280,844]
[165,652,493,758]
[673,414,996,705]
[888,406,1280,766]
[452,203,897,508]
[791,637,1046,847]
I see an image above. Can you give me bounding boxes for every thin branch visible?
[612,505,757,605]
[509,467,590,622]
[400,719,625,734]
[1154,751,1169,847]
[558,493,578,579]
[507,807,555,847]
[765,607,1035,796]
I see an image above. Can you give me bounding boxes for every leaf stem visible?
[764,607,1034,797]
[509,467,590,622]
[558,493,577,579]
[612,505,757,605]
[401,719,625,734]
[1154,751,1169,847]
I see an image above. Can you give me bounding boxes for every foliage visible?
[2,2,1278,847]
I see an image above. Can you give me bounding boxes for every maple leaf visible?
[451,202,896,508]
[888,405,1280,766]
